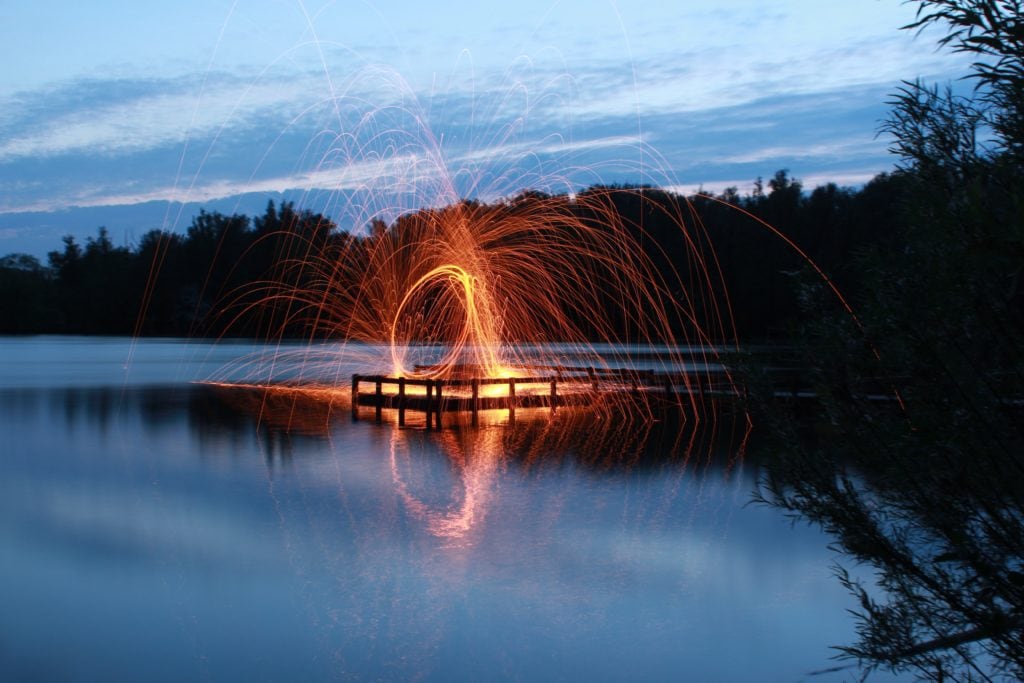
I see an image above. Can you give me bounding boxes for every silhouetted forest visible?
[0,170,907,341]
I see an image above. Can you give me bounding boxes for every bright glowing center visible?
[389,264,511,379]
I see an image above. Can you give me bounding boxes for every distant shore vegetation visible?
[0,170,906,341]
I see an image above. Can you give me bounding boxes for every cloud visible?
[0,71,322,162]
[0,11,970,223]
[1,16,963,165]
[0,130,645,215]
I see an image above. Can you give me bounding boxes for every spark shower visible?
[164,54,829,427]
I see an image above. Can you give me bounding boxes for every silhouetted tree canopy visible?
[755,1,1024,679]
[1,181,899,339]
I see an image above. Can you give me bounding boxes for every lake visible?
[0,337,894,681]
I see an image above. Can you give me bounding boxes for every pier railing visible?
[350,366,737,429]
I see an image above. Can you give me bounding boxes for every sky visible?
[0,0,971,257]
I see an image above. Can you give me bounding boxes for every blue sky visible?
[0,1,969,256]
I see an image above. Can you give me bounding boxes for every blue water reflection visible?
[0,337,892,681]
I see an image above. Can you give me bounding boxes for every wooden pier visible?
[350,366,738,429]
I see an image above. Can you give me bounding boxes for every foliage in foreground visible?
[756,1,1023,679]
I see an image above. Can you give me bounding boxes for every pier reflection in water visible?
[2,367,872,681]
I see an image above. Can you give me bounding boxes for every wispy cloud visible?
[0,71,319,161]
[1,131,646,215]
[0,0,972,224]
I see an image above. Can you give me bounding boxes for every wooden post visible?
[351,374,360,420]
[588,366,598,391]
[550,378,557,413]
[374,378,383,423]
[435,380,443,430]
[471,378,479,426]
[508,377,516,423]
[425,380,433,430]
[398,376,406,427]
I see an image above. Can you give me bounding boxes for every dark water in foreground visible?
[1,337,890,681]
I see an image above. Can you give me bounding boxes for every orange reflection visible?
[380,402,751,548]
[389,426,503,548]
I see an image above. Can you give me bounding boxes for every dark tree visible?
[756,1,1024,679]
[0,254,56,333]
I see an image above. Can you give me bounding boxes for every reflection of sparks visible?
[381,405,753,547]
[389,426,503,547]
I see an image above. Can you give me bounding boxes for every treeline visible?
[0,171,909,340]
[0,202,336,337]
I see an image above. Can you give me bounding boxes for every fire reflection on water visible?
[389,425,503,548]
[2,366,855,682]
[213,380,750,552]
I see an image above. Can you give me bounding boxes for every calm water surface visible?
[1,337,888,681]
